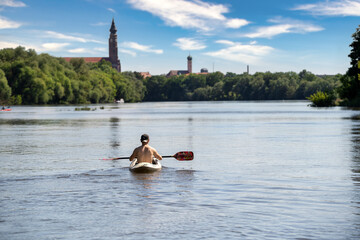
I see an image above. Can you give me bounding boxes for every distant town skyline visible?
[0,0,359,75]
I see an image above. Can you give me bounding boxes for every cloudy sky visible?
[0,0,359,75]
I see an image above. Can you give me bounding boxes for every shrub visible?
[307,91,335,107]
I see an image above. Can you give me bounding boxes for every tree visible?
[338,25,360,105]
[0,69,11,104]
[192,86,212,101]
[165,77,187,101]
[307,91,335,107]
[206,71,224,86]
[211,81,225,100]
[143,76,167,101]
[348,25,360,78]
[184,74,206,92]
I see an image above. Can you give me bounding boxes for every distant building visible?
[187,55,192,73]
[189,68,209,76]
[64,18,121,72]
[166,70,189,77]
[166,54,193,77]
[108,18,121,72]
[166,55,208,77]
[140,72,152,78]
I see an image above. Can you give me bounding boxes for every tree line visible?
[0,47,144,105]
[143,71,340,102]
[0,46,342,105]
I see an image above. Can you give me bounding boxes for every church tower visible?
[109,18,121,72]
[187,54,192,74]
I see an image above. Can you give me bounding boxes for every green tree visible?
[120,72,145,102]
[192,86,212,101]
[165,77,186,101]
[307,91,335,107]
[211,81,225,100]
[249,74,266,100]
[0,69,11,104]
[338,25,360,105]
[231,74,251,100]
[206,71,224,86]
[143,75,168,101]
[299,69,316,82]
[348,25,360,78]
[184,74,206,92]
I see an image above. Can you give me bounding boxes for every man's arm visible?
[129,149,137,161]
[152,148,162,160]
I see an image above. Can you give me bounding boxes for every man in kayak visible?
[130,134,162,163]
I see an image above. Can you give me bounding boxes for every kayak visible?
[129,158,162,173]
[0,109,11,112]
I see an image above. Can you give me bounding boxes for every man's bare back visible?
[130,134,162,163]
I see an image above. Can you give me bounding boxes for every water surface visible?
[1,101,360,239]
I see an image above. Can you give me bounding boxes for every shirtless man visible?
[130,134,162,163]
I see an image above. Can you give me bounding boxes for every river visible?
[1,101,360,239]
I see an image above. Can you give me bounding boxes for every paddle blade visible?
[174,151,194,161]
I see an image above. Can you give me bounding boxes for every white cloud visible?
[0,41,20,48]
[91,22,108,26]
[119,48,137,57]
[68,48,87,53]
[215,40,235,46]
[245,24,293,38]
[204,40,274,64]
[67,47,107,54]
[243,18,323,38]
[0,41,45,52]
[0,0,26,7]
[121,41,163,54]
[45,31,103,44]
[293,0,360,16]
[126,0,249,32]
[225,18,249,29]
[0,16,21,29]
[94,47,106,52]
[173,38,206,50]
[107,8,116,13]
[42,43,70,51]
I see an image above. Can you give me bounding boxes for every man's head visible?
[140,134,149,144]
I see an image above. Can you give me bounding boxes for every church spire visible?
[110,18,117,34]
[108,18,121,72]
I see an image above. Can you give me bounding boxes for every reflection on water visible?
[109,117,121,149]
[187,117,193,149]
[351,120,360,185]
[350,119,360,239]
[175,169,195,182]
[130,171,161,191]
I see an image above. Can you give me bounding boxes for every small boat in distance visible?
[115,98,124,103]
[0,106,11,112]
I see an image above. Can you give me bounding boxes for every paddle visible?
[162,151,194,161]
[102,151,194,161]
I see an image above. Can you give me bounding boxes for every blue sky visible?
[0,0,359,75]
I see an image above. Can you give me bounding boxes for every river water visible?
[1,101,360,239]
